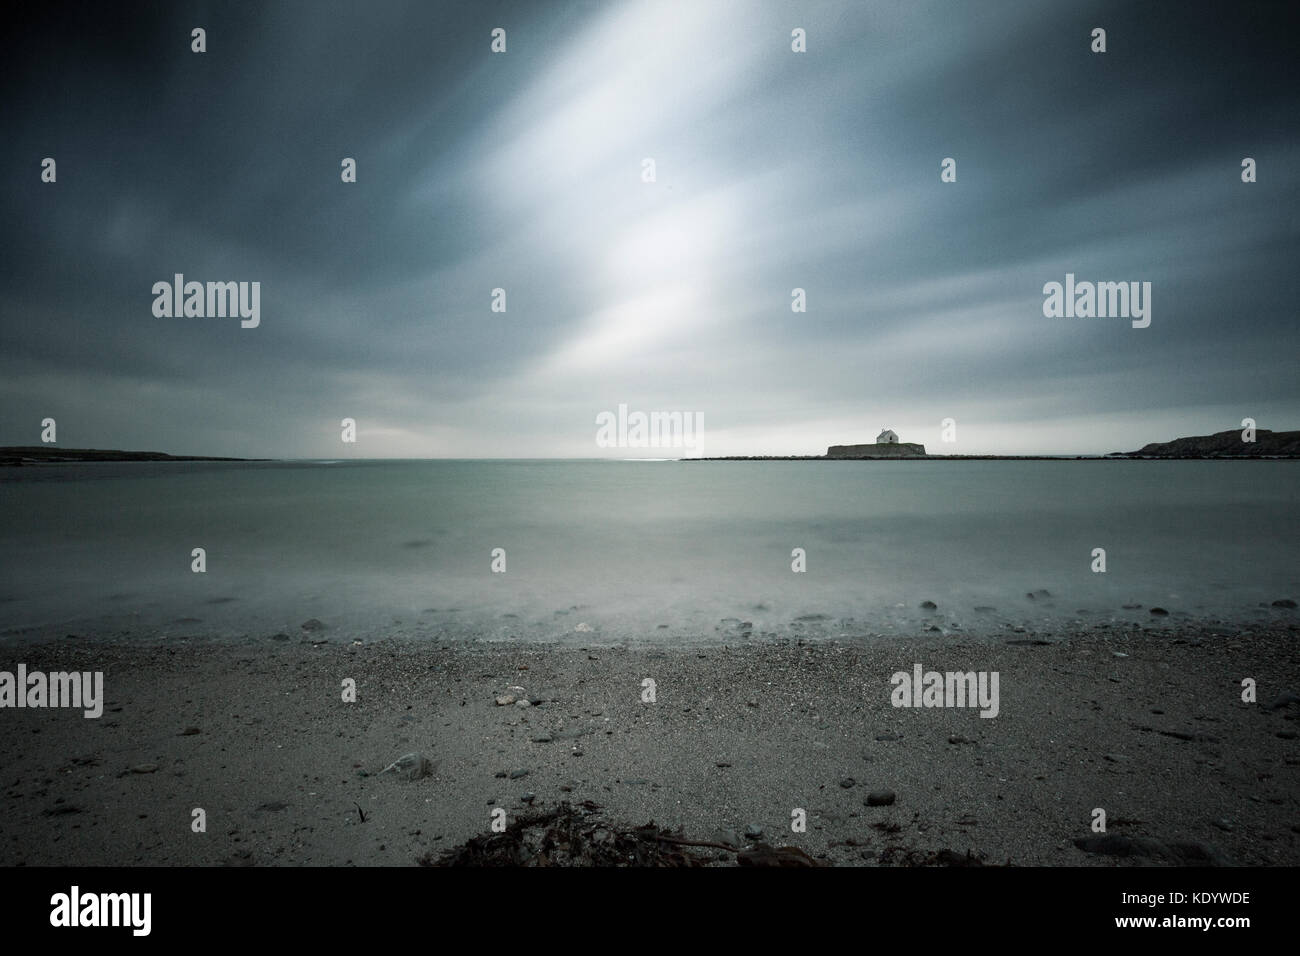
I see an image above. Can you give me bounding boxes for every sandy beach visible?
[2,621,1296,867]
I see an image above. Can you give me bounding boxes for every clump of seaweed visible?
[420,801,708,867]
[420,801,825,867]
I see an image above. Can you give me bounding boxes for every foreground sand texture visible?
[2,626,1297,866]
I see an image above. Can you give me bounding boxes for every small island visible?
[827,428,927,459]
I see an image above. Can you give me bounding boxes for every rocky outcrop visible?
[1114,429,1300,458]
[827,442,927,458]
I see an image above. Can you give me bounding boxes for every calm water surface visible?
[1,459,1296,643]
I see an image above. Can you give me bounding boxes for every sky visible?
[2,0,1297,458]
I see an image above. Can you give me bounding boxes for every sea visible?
[1,459,1297,645]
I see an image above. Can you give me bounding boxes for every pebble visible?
[744,824,764,840]
[839,777,856,788]
[300,618,326,631]
[865,790,896,806]
[508,768,530,779]
[380,752,432,781]
[1149,607,1169,616]
[495,695,515,706]
[920,601,937,610]
[521,792,536,804]
[714,828,741,849]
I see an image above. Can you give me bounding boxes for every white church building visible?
[876,429,899,444]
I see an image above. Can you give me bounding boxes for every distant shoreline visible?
[684,454,1300,461]
[687,427,1300,461]
[4,442,1297,465]
[0,447,260,465]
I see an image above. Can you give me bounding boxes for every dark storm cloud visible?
[1,0,1296,457]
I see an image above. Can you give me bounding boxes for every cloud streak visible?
[2,0,1296,457]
